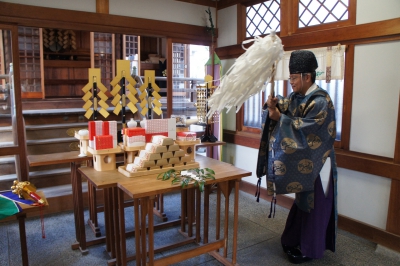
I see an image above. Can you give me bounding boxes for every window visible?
[315,79,343,140]
[168,43,209,119]
[243,81,285,129]
[124,35,139,76]
[172,43,187,90]
[246,0,281,37]
[299,0,349,28]
[93,32,114,91]
[18,26,42,94]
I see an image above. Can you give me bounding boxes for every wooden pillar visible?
[166,38,173,118]
[96,0,109,14]
[386,93,400,235]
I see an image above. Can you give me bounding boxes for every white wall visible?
[1,0,96,12]
[351,41,400,157]
[2,0,214,26]
[217,5,237,47]
[217,1,400,230]
[356,0,400,24]
[110,0,213,26]
[338,168,391,229]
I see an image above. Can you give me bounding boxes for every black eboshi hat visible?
[289,50,318,74]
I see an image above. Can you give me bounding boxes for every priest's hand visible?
[266,95,281,121]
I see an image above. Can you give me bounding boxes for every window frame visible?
[293,0,356,34]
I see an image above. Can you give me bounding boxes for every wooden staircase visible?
[0,99,130,215]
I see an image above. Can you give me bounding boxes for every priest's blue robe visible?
[256,86,338,258]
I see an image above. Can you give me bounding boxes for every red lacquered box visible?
[125,128,146,137]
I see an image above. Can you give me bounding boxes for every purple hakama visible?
[281,175,335,259]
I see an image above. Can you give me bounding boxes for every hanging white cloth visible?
[274,45,346,82]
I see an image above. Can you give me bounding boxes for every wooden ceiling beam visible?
[216,17,400,59]
[175,0,255,9]
[0,1,212,45]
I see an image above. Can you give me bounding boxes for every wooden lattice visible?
[246,0,281,37]
[299,0,348,27]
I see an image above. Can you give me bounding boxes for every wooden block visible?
[168,157,180,165]
[172,149,185,158]
[145,143,167,153]
[126,163,147,173]
[176,144,196,162]
[124,150,140,164]
[93,153,116,171]
[139,150,161,161]
[160,151,173,159]
[122,145,145,152]
[134,157,155,168]
[155,159,168,166]
[167,144,180,152]
[151,135,174,146]
[180,154,191,163]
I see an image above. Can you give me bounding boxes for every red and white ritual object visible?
[87,120,122,171]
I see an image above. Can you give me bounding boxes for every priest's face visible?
[288,73,310,95]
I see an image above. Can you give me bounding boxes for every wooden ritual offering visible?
[88,146,122,171]
[119,144,145,164]
[175,139,201,162]
[118,135,199,178]
[74,131,91,157]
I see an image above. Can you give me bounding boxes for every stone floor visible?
[1,190,399,266]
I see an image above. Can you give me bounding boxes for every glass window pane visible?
[94,32,113,91]
[243,81,284,129]
[18,26,42,93]
[299,0,349,28]
[168,43,209,121]
[246,0,281,37]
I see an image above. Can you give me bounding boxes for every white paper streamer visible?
[207,31,284,117]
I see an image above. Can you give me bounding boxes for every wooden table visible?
[1,191,48,266]
[78,155,251,266]
[27,151,92,254]
[82,141,227,241]
[77,162,197,265]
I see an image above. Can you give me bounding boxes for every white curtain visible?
[274,45,346,83]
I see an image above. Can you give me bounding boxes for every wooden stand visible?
[119,144,145,164]
[74,132,91,157]
[175,139,201,162]
[88,147,122,171]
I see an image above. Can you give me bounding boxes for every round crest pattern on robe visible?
[281,137,297,154]
[307,134,322,149]
[264,88,336,206]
